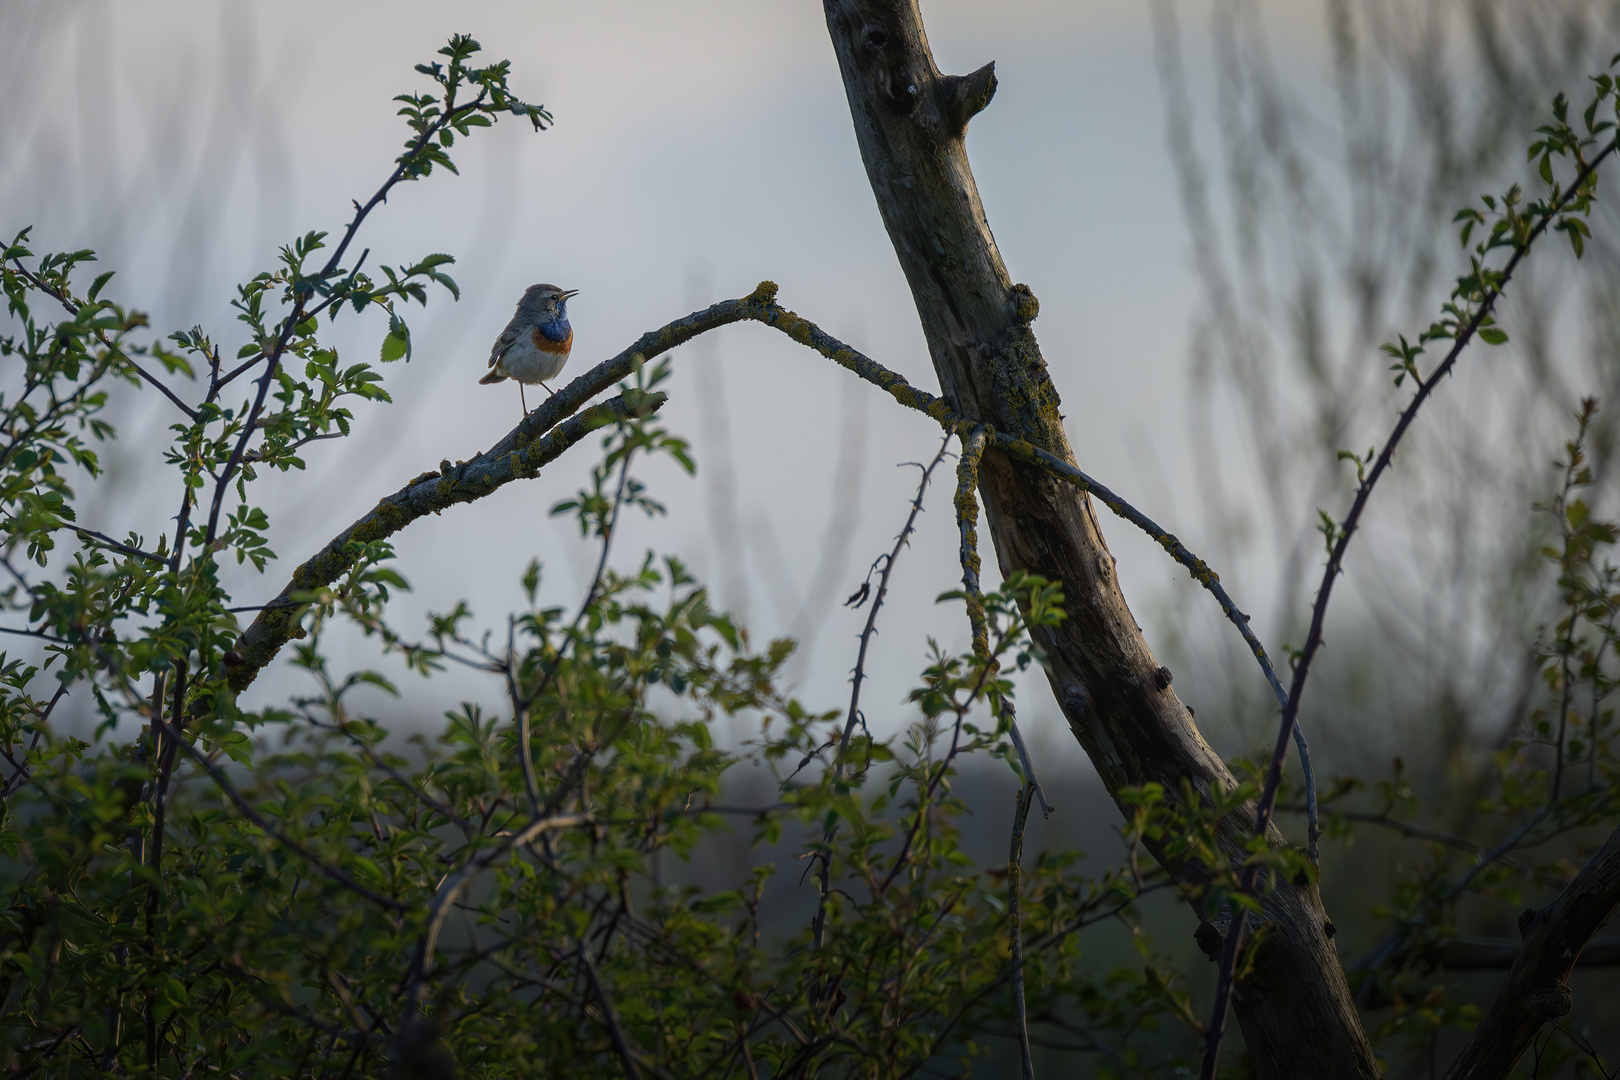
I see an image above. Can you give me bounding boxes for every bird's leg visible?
[519,383,529,416]
[540,381,555,398]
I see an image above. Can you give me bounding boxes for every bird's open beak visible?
[560,289,580,301]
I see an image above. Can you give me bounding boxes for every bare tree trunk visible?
[818,2,1379,1074]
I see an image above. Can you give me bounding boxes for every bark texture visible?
[819,3,1379,1075]
[1444,823,1620,1078]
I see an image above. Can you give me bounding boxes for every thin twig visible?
[1,680,69,797]
[501,438,635,831]
[505,616,543,816]
[70,527,166,564]
[242,430,346,464]
[1275,802,1557,884]
[0,625,71,644]
[579,945,645,1080]
[304,717,474,833]
[880,623,1014,894]
[147,713,406,911]
[199,95,487,555]
[1197,132,1620,1080]
[814,435,951,954]
[1354,804,1557,995]
[1009,784,1037,1080]
[517,440,635,717]
[228,393,662,690]
[4,259,200,420]
[836,434,953,762]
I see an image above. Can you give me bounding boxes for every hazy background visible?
[6,2,1620,1069]
[1,0,1230,759]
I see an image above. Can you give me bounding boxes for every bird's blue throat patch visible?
[537,314,571,344]
[530,316,573,354]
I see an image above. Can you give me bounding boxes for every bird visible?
[480,283,578,417]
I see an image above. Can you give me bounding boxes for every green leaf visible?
[380,328,409,363]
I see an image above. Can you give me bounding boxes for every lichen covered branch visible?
[955,425,1050,816]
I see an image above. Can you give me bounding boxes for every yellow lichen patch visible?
[987,329,1065,446]
[768,307,815,348]
[1011,283,1040,324]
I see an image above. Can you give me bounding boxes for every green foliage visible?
[0,36,1197,1080]
[1380,67,1619,389]
[3,29,1620,1080]
[1300,401,1620,1064]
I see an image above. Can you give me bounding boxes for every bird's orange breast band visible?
[529,326,573,354]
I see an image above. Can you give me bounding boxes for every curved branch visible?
[400,809,591,1018]
[509,280,1295,759]
[1426,934,1620,971]
[70,526,166,565]
[226,392,664,692]
[503,281,1311,831]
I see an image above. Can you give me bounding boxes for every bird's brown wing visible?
[480,321,522,383]
[488,321,521,367]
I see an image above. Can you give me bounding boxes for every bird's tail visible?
[478,370,506,385]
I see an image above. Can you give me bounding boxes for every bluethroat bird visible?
[480,283,578,416]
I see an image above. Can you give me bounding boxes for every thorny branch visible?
[836,434,953,764]
[223,279,1295,802]
[814,436,951,953]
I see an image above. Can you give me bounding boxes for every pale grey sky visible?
[9,1,1577,768]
